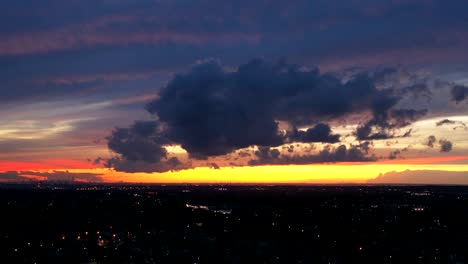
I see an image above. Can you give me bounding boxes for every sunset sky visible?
[1,0,468,184]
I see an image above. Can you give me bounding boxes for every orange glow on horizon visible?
[101,163,467,184]
[2,156,467,184]
[0,159,98,171]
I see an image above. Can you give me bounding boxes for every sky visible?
[1,0,468,184]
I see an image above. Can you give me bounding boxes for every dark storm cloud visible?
[288,124,340,144]
[439,139,453,153]
[451,85,468,103]
[104,58,433,172]
[248,145,375,166]
[146,59,408,157]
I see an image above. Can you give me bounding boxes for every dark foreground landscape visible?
[1,184,468,263]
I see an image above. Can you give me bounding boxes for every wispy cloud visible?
[0,118,92,140]
[0,14,261,55]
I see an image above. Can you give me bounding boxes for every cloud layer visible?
[369,170,468,185]
[0,170,103,182]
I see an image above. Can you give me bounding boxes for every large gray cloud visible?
[105,59,433,172]
[146,59,410,156]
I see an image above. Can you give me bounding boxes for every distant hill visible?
[368,170,468,185]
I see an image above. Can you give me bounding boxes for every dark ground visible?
[1,184,468,263]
